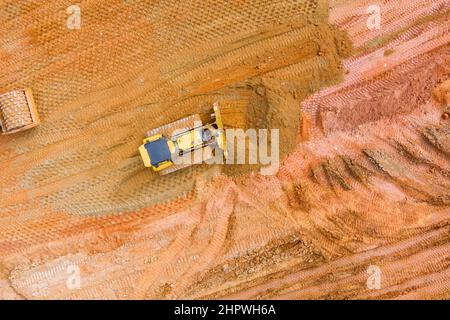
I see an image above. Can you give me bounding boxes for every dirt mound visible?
[222,24,352,176]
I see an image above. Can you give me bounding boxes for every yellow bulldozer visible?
[139,102,227,175]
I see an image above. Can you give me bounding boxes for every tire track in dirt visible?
[1,0,449,300]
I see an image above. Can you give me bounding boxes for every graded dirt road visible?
[0,0,449,299]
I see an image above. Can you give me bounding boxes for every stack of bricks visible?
[0,89,38,134]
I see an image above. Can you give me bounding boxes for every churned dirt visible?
[0,0,449,299]
[433,79,450,105]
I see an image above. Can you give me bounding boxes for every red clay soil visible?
[0,0,449,299]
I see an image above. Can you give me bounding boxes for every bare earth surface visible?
[0,0,449,299]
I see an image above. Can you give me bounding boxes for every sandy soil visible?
[0,0,449,299]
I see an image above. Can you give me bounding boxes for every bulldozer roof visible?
[144,137,172,167]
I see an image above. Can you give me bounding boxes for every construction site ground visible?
[0,0,449,299]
